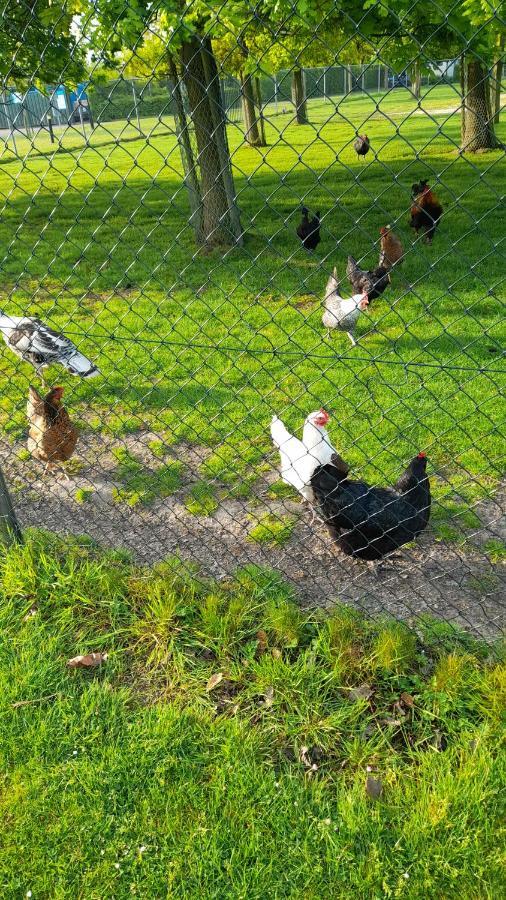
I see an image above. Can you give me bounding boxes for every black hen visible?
[296,207,321,251]
[310,453,431,559]
[353,134,370,158]
[346,256,391,302]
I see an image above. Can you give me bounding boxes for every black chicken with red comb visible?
[310,452,431,559]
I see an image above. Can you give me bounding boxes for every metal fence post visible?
[4,93,18,155]
[0,464,22,546]
[132,80,142,133]
[78,101,87,141]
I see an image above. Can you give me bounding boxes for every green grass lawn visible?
[0,85,504,520]
[0,531,504,898]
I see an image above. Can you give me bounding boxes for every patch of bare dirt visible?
[2,433,504,641]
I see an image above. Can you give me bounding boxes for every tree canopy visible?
[0,0,85,85]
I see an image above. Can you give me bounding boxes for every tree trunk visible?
[291,67,308,124]
[240,70,262,145]
[412,58,421,100]
[180,35,241,246]
[491,33,504,125]
[462,58,498,151]
[199,38,242,244]
[460,54,466,146]
[254,76,266,145]
[168,55,204,245]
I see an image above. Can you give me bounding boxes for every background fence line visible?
[0,60,465,139]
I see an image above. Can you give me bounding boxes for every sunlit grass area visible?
[0,83,504,505]
[0,531,504,897]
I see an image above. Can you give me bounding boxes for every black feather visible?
[346,256,390,301]
[296,208,321,251]
[310,455,431,559]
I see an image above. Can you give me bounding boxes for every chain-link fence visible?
[0,0,504,645]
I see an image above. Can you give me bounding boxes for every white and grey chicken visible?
[270,409,338,502]
[0,312,99,380]
[322,268,369,346]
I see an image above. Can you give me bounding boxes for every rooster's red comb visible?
[417,451,427,458]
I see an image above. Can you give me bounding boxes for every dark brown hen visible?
[353,134,370,158]
[410,182,443,243]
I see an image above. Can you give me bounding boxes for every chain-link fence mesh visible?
[0,0,504,644]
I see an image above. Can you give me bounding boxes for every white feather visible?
[271,413,337,500]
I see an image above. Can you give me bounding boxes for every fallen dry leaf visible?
[299,745,323,771]
[365,775,383,800]
[271,648,282,660]
[206,672,224,692]
[348,683,373,702]
[433,728,446,751]
[67,652,108,668]
[299,745,312,768]
[23,607,38,622]
[264,686,274,708]
[362,723,377,739]
[12,693,58,709]
[256,630,268,655]
[400,692,415,708]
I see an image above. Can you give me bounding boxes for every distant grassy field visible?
[0,531,504,898]
[0,83,504,516]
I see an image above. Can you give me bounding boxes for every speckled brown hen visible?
[27,385,79,475]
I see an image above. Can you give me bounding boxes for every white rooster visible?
[322,268,369,346]
[270,409,338,502]
[0,312,99,380]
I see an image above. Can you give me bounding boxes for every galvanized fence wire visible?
[0,0,504,643]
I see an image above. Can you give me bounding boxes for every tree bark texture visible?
[412,58,421,100]
[291,67,308,124]
[241,70,262,145]
[180,36,242,246]
[168,55,204,245]
[491,33,504,125]
[254,76,267,146]
[462,59,498,152]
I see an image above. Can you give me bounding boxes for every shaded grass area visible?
[0,531,504,898]
[0,85,504,520]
